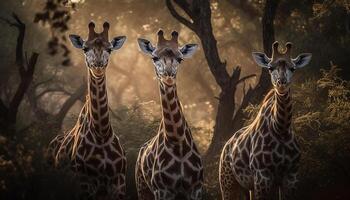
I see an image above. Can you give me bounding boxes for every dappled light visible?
[0,0,349,199]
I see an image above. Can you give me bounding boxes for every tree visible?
[27,79,86,133]
[0,13,39,131]
[166,0,279,158]
[228,0,280,153]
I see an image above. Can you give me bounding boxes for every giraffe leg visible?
[154,189,175,200]
[281,171,298,200]
[189,183,203,200]
[219,150,249,200]
[78,176,96,200]
[109,173,126,200]
[253,170,278,200]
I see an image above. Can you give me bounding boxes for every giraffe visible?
[135,30,203,200]
[219,41,312,200]
[48,22,127,200]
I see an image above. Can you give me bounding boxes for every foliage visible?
[0,105,159,200]
[295,63,350,199]
[0,0,349,199]
[34,0,76,66]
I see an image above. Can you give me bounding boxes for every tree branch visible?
[166,0,195,31]
[9,53,38,113]
[237,74,256,85]
[36,87,71,99]
[54,82,87,126]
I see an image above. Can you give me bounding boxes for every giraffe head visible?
[69,22,126,75]
[137,30,198,86]
[252,41,312,93]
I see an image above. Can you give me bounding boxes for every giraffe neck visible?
[159,82,187,141]
[271,88,292,137]
[87,69,111,137]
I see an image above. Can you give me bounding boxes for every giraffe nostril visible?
[277,78,287,85]
[96,61,104,67]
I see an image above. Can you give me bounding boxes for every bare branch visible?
[0,17,17,27]
[166,0,195,31]
[237,74,257,85]
[36,87,72,99]
[33,78,55,88]
[54,82,87,127]
[173,0,195,19]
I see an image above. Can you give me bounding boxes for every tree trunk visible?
[166,0,279,159]
[0,13,39,131]
[229,0,280,136]
[206,83,235,157]
[27,81,86,133]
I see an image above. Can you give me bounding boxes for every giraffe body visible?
[48,22,127,200]
[220,90,300,200]
[136,30,203,200]
[219,42,311,200]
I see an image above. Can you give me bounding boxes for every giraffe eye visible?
[176,58,183,63]
[152,57,160,62]
[83,47,89,53]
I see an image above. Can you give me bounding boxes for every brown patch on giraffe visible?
[99,84,106,94]
[173,111,181,123]
[167,90,174,99]
[165,124,174,133]
[105,163,114,176]
[162,173,174,186]
[241,149,249,163]
[159,149,172,164]
[90,85,97,94]
[172,144,181,157]
[100,105,108,114]
[182,141,191,154]
[162,99,168,109]
[163,112,171,120]
[177,126,184,136]
[188,153,201,167]
[167,160,181,174]
[170,102,177,111]
[101,116,109,126]
[166,135,179,143]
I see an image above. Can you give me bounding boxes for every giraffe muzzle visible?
[276,78,287,86]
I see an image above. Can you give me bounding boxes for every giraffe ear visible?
[69,34,84,49]
[180,44,198,59]
[252,52,271,68]
[137,38,155,56]
[111,36,127,50]
[292,53,312,69]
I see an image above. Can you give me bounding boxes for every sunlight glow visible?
[70,0,84,3]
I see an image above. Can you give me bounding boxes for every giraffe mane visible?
[54,101,89,165]
[262,89,275,104]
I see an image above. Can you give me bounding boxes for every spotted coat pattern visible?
[136,83,203,200]
[48,70,126,200]
[219,89,301,200]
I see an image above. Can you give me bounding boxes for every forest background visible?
[0,0,349,199]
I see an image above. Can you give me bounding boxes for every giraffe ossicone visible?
[135,30,203,200]
[48,21,127,200]
[219,41,311,200]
